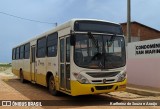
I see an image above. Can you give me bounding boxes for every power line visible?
[0,11,57,25]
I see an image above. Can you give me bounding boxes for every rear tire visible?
[20,70,25,83]
[48,75,59,96]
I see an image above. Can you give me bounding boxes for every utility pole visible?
[127,0,131,43]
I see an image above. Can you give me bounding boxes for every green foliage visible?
[0,63,12,67]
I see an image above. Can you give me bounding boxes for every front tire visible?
[48,75,59,96]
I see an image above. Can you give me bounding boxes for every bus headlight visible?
[73,73,90,84]
[117,71,126,82]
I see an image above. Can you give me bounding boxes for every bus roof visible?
[13,19,121,48]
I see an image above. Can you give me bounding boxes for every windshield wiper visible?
[87,32,104,69]
[107,34,116,47]
[87,32,99,51]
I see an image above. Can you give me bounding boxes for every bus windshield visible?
[74,34,126,69]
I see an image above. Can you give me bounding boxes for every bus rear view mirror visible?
[70,35,75,46]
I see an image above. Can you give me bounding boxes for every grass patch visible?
[0,64,12,72]
[0,64,12,67]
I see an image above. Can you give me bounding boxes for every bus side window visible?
[47,32,58,57]
[24,43,30,59]
[37,37,46,58]
[12,48,16,60]
[20,45,24,59]
[16,47,20,60]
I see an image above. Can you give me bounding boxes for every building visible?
[122,22,160,91]
[121,21,160,42]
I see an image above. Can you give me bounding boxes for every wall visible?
[127,38,160,88]
[121,22,160,41]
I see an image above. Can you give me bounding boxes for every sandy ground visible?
[0,67,160,109]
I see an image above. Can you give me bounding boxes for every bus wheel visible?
[49,75,58,96]
[20,70,25,83]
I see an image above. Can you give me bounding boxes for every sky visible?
[0,0,160,62]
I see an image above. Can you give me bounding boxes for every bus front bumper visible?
[71,79,127,96]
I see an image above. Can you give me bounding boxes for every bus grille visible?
[95,85,113,90]
[86,72,119,78]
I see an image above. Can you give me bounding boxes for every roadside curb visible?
[126,87,160,96]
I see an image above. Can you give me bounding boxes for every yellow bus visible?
[12,19,126,96]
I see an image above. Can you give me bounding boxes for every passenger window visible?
[12,48,16,60]
[16,47,20,59]
[20,45,24,59]
[47,33,58,57]
[37,37,46,58]
[24,43,30,59]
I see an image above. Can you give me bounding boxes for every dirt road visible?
[0,68,160,109]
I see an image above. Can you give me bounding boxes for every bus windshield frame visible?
[73,33,126,69]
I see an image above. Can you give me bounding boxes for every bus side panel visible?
[36,57,47,86]
[12,60,19,77]
[12,59,21,77]
[23,59,31,81]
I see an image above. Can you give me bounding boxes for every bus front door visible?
[31,46,36,82]
[59,36,71,91]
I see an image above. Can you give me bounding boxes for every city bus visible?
[12,19,126,96]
